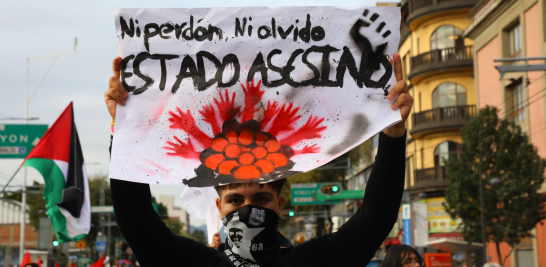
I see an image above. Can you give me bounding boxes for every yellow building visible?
[399,0,477,212]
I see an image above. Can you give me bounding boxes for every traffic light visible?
[282,210,295,217]
[52,240,59,247]
[320,184,341,195]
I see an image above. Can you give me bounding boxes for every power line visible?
[502,87,546,119]
[0,176,23,187]
[493,73,546,111]
[0,185,44,188]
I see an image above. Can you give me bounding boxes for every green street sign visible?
[291,183,343,205]
[0,124,48,159]
[91,206,114,213]
[316,189,364,201]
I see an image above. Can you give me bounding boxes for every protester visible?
[105,52,413,266]
[210,232,222,249]
[382,245,424,267]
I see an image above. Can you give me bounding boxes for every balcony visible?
[400,23,411,46]
[410,105,476,137]
[408,46,474,83]
[407,0,478,28]
[410,166,449,191]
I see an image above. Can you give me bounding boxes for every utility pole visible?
[479,172,487,264]
[19,38,77,262]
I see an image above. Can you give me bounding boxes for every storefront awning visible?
[425,238,484,253]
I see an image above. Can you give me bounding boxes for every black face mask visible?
[218,205,291,267]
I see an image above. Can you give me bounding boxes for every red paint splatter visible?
[143,158,171,173]
[280,116,327,146]
[214,89,241,123]
[165,136,200,160]
[293,144,321,155]
[268,103,300,136]
[198,105,221,135]
[241,79,264,122]
[168,107,211,147]
[260,100,280,130]
[137,157,172,179]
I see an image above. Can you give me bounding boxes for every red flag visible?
[90,255,105,267]
[20,251,32,266]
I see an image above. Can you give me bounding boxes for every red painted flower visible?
[164,79,327,186]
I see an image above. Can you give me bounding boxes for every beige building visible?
[159,195,190,233]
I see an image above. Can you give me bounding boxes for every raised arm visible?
[287,53,412,266]
[106,57,219,267]
[332,131,406,263]
[288,132,406,266]
[110,178,220,266]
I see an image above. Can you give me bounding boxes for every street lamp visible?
[479,176,502,264]
[18,38,77,263]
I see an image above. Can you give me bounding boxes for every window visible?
[432,83,467,108]
[508,23,522,58]
[510,81,525,122]
[431,25,464,50]
[434,141,461,166]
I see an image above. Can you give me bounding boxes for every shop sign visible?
[425,253,451,267]
[428,233,464,242]
[426,197,461,233]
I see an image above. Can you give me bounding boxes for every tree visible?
[184,229,207,245]
[163,218,184,235]
[86,174,123,262]
[443,106,546,266]
[150,196,170,219]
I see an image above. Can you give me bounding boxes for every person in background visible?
[381,245,424,267]
[210,232,222,249]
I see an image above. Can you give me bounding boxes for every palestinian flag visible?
[22,102,90,242]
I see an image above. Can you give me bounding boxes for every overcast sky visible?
[0,0,377,227]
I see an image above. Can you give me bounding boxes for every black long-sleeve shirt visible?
[110,131,406,267]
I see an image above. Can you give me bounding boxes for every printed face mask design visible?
[229,228,244,248]
[221,205,280,267]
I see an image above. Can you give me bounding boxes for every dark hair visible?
[214,178,286,198]
[382,245,423,267]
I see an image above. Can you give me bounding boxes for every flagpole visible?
[19,57,30,263]
[0,167,22,194]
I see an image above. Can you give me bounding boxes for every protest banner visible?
[109,7,401,186]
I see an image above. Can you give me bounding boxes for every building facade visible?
[399,0,480,259]
[159,195,190,234]
[0,198,36,267]
[465,0,546,265]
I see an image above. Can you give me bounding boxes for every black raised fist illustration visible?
[350,9,393,89]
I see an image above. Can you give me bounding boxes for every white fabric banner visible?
[180,186,220,243]
[109,7,401,186]
[180,186,218,219]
